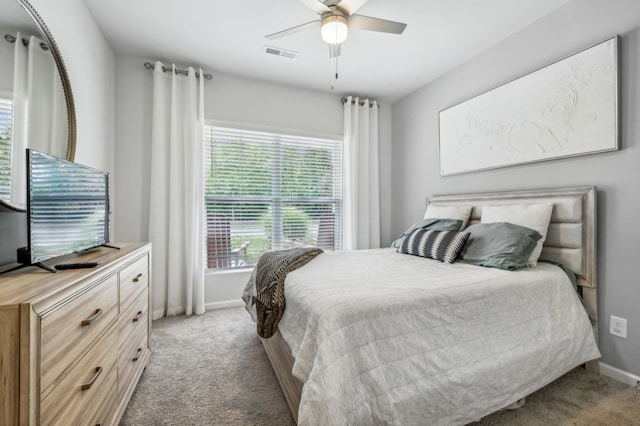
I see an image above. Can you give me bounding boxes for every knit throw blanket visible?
[243,247,323,339]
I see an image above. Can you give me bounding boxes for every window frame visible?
[203,121,344,272]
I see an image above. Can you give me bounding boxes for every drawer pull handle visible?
[133,347,142,362]
[81,309,103,327]
[81,366,103,391]
[133,273,144,282]
[133,311,143,322]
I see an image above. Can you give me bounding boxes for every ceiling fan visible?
[266,0,407,58]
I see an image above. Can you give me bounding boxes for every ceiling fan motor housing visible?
[321,7,349,44]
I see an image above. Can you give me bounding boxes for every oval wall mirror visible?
[0,0,76,212]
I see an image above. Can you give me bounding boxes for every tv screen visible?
[27,149,110,264]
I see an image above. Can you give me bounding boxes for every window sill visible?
[205,267,253,276]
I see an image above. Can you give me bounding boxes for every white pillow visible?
[480,203,553,267]
[423,205,472,230]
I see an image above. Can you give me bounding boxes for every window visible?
[204,125,342,270]
[0,97,12,200]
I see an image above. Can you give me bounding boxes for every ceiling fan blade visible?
[335,0,369,15]
[329,43,341,58]
[349,14,407,34]
[299,0,331,14]
[266,20,320,40]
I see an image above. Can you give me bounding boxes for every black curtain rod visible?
[340,97,380,108]
[144,62,212,80]
[4,34,49,51]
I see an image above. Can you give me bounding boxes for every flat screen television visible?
[16,149,111,272]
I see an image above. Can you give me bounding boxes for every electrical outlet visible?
[609,315,627,339]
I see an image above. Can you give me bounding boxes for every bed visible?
[249,187,600,425]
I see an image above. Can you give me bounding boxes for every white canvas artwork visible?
[439,37,618,176]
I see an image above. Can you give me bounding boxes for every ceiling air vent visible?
[263,45,298,59]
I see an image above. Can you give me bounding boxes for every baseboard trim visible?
[600,362,640,387]
[205,300,244,311]
[151,300,243,320]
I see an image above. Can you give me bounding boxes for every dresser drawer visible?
[119,255,149,311]
[119,318,149,399]
[119,288,149,345]
[79,372,117,426]
[41,330,117,426]
[41,274,118,393]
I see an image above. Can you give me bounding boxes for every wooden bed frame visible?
[260,186,598,423]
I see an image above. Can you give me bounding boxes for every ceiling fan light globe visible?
[321,15,348,44]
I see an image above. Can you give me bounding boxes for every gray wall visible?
[391,0,640,376]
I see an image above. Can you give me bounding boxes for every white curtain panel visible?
[148,61,205,316]
[10,32,28,207]
[10,34,66,206]
[26,35,67,158]
[343,96,381,250]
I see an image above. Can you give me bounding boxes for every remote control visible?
[55,262,100,270]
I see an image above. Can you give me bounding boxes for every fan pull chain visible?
[330,56,335,90]
[330,55,339,91]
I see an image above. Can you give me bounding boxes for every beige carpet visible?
[121,307,640,426]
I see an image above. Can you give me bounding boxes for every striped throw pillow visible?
[398,229,470,263]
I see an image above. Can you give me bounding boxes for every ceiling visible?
[82,0,571,103]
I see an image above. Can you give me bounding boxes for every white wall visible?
[391,0,640,377]
[29,0,115,175]
[113,55,393,312]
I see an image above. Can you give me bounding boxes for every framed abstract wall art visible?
[439,36,619,176]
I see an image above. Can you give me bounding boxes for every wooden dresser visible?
[0,242,152,425]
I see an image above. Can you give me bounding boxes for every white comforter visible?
[276,248,600,425]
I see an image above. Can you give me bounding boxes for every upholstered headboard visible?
[427,187,598,348]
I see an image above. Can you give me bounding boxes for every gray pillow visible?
[391,218,464,248]
[458,222,542,270]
